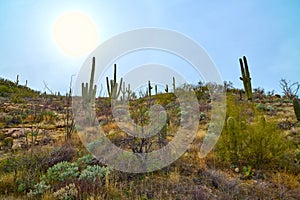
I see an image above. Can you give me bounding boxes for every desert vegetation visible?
[0,56,300,199]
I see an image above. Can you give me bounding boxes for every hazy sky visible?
[0,0,299,95]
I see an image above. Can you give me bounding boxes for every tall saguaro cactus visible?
[239,56,253,100]
[16,75,19,85]
[82,57,97,105]
[227,117,238,162]
[172,77,176,93]
[148,81,153,97]
[106,64,123,99]
[293,98,300,121]
[121,82,126,101]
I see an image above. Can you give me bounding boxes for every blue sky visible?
[0,0,299,95]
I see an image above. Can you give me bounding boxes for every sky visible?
[0,0,299,96]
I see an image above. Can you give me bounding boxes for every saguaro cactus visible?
[293,98,300,121]
[172,77,176,93]
[16,75,19,85]
[155,85,158,95]
[106,64,123,99]
[165,84,169,93]
[148,81,153,97]
[239,56,253,100]
[82,57,97,105]
[121,82,126,101]
[227,117,238,162]
[126,84,131,100]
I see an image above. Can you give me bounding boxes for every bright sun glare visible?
[53,11,99,57]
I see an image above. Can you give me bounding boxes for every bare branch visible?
[43,80,54,95]
[279,78,300,99]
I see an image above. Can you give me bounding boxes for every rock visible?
[234,167,240,173]
[12,143,20,150]
[11,129,25,138]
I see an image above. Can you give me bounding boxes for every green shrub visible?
[0,131,6,141]
[256,103,266,110]
[5,115,13,125]
[10,93,24,103]
[79,165,108,183]
[0,85,11,97]
[76,154,94,169]
[27,180,50,198]
[5,114,22,125]
[216,95,294,170]
[0,173,15,195]
[46,161,79,183]
[266,105,275,112]
[2,137,13,150]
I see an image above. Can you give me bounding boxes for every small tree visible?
[279,79,299,100]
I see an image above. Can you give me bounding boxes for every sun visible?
[53,11,99,57]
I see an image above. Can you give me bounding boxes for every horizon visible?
[0,1,299,96]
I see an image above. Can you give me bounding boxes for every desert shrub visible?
[10,93,24,103]
[2,137,13,150]
[12,115,22,124]
[47,144,75,167]
[5,115,13,125]
[79,165,108,183]
[0,173,15,194]
[216,95,294,170]
[46,161,79,184]
[256,103,266,111]
[0,148,54,195]
[37,111,57,123]
[53,183,78,200]
[0,131,6,140]
[266,105,275,112]
[27,180,50,198]
[76,154,94,169]
[5,114,22,125]
[0,85,11,97]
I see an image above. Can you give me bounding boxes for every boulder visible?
[11,129,25,139]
